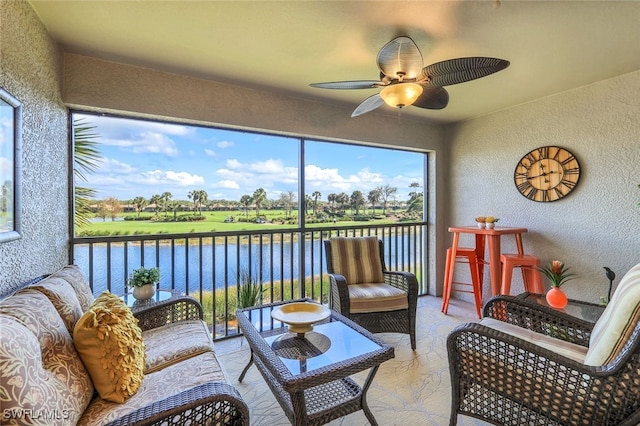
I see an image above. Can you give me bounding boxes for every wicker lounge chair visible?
[324,236,418,350]
[447,262,640,426]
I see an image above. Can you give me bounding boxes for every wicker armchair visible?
[324,236,418,350]
[447,263,640,426]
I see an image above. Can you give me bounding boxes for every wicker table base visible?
[237,299,394,426]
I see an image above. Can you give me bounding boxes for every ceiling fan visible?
[310,36,510,117]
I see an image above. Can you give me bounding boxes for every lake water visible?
[74,237,418,295]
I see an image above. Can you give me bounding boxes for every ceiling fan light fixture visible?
[380,83,423,108]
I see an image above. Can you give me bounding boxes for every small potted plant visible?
[128,266,160,300]
[475,216,486,229]
[485,216,500,229]
[538,260,576,309]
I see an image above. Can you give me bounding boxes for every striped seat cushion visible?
[329,236,384,285]
[585,263,640,366]
[348,283,409,313]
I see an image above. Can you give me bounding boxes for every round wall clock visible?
[514,146,581,202]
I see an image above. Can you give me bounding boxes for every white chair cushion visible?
[329,237,384,285]
[348,283,408,313]
[585,263,640,366]
[480,318,588,363]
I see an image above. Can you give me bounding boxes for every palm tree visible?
[312,191,321,216]
[367,189,381,215]
[337,192,349,213]
[73,118,102,229]
[150,194,163,217]
[327,193,337,213]
[350,190,365,215]
[169,200,181,221]
[240,195,252,219]
[252,188,267,219]
[161,192,172,217]
[132,196,147,217]
[188,190,208,216]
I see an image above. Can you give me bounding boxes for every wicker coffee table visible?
[237,299,394,426]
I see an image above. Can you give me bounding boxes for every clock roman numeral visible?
[561,155,577,166]
[517,181,531,192]
[537,146,549,158]
[564,167,580,175]
[525,187,538,200]
[560,179,577,189]
[541,190,549,202]
[515,171,528,179]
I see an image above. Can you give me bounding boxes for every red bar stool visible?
[442,247,483,318]
[500,253,543,295]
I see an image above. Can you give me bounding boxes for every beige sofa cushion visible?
[28,277,84,335]
[0,290,94,425]
[585,263,640,366]
[329,236,384,284]
[47,264,95,311]
[143,319,214,373]
[79,352,228,426]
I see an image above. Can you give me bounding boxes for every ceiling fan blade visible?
[419,57,510,87]
[351,94,385,117]
[413,86,449,110]
[310,80,381,90]
[377,36,423,80]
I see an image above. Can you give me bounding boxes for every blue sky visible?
[74,113,425,203]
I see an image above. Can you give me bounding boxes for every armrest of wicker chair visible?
[327,273,350,315]
[447,321,640,426]
[384,270,418,301]
[133,295,204,332]
[483,294,595,346]
[104,382,250,426]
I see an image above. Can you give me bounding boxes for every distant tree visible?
[327,193,337,212]
[169,200,181,220]
[96,200,108,222]
[408,182,423,202]
[367,189,381,215]
[350,190,365,215]
[188,190,208,216]
[304,194,313,216]
[279,191,296,219]
[104,197,122,221]
[150,194,163,216]
[251,188,267,218]
[132,196,148,217]
[240,195,252,219]
[337,192,349,213]
[312,191,321,216]
[378,184,397,216]
[161,192,172,217]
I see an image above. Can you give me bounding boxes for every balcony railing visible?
[71,222,428,340]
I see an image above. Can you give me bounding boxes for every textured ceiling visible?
[29,0,640,124]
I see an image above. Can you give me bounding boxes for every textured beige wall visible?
[447,70,640,304]
[0,0,68,293]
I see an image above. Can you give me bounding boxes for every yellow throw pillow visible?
[73,291,146,403]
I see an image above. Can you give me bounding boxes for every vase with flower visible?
[538,260,576,309]
[475,216,486,229]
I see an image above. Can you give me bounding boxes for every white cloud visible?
[139,170,204,186]
[213,180,240,189]
[217,140,234,148]
[204,149,216,157]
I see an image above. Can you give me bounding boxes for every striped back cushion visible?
[585,263,640,366]
[329,237,384,285]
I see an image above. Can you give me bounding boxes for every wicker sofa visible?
[0,265,249,425]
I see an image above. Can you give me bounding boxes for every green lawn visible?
[78,209,409,236]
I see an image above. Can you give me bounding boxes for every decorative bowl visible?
[270,302,331,334]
